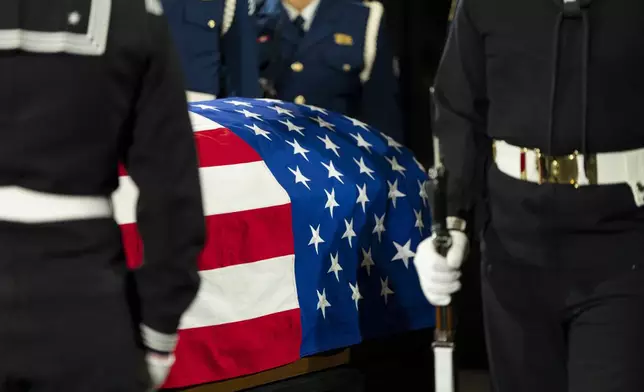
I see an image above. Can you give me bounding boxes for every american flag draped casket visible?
[111,98,435,389]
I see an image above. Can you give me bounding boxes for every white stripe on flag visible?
[112,162,291,225]
[179,255,299,329]
[189,111,224,133]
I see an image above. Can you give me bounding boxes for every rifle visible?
[427,135,457,392]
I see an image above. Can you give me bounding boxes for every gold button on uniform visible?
[208,19,216,28]
[291,62,304,72]
[342,64,351,72]
[294,95,306,105]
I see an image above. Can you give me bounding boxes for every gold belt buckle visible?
[536,150,580,186]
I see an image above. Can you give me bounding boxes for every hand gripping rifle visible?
[427,136,457,392]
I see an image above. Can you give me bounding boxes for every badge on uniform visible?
[334,33,354,46]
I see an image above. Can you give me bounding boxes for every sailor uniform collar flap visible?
[0,0,109,56]
[0,0,92,33]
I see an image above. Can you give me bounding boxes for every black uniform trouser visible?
[0,221,151,392]
[481,226,644,392]
[0,292,150,392]
[0,289,150,392]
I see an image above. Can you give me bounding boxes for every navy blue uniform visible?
[162,0,260,100]
[258,0,403,141]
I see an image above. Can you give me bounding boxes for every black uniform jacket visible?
[434,0,644,266]
[0,0,205,352]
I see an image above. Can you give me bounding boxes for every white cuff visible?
[141,324,178,353]
[446,216,467,232]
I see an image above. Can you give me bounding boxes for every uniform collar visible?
[282,0,321,32]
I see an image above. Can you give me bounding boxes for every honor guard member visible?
[414,0,644,391]
[258,0,403,141]
[0,1,204,391]
[162,0,261,101]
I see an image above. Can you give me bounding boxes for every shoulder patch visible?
[145,0,164,16]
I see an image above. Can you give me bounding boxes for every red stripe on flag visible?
[119,203,294,271]
[120,223,144,269]
[195,128,262,168]
[200,204,294,271]
[118,127,261,177]
[163,309,302,389]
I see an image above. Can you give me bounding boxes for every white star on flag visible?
[381,132,404,153]
[308,224,325,254]
[414,209,424,235]
[392,239,416,269]
[236,109,263,121]
[353,157,375,180]
[317,288,331,319]
[373,213,386,242]
[288,166,311,190]
[286,139,310,161]
[305,104,329,115]
[385,156,407,177]
[356,183,369,213]
[321,160,345,184]
[256,98,284,104]
[324,188,340,218]
[418,180,429,207]
[387,179,406,208]
[328,252,343,282]
[279,119,306,136]
[268,105,295,117]
[225,100,253,107]
[310,116,336,131]
[344,115,370,131]
[350,133,373,153]
[342,218,357,248]
[193,104,219,111]
[349,282,363,310]
[244,123,272,140]
[317,134,341,157]
[380,277,395,305]
[361,247,375,276]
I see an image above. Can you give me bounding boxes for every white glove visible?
[146,352,175,390]
[414,230,469,306]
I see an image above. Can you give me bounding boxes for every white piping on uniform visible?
[360,1,384,84]
[0,0,112,56]
[222,0,237,36]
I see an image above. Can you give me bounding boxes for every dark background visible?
[380,0,453,167]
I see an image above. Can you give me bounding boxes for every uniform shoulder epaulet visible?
[145,0,164,16]
[360,1,384,84]
[222,0,237,36]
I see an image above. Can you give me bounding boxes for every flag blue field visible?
[115,97,435,387]
[194,98,436,355]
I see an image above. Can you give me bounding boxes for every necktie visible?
[293,15,305,37]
